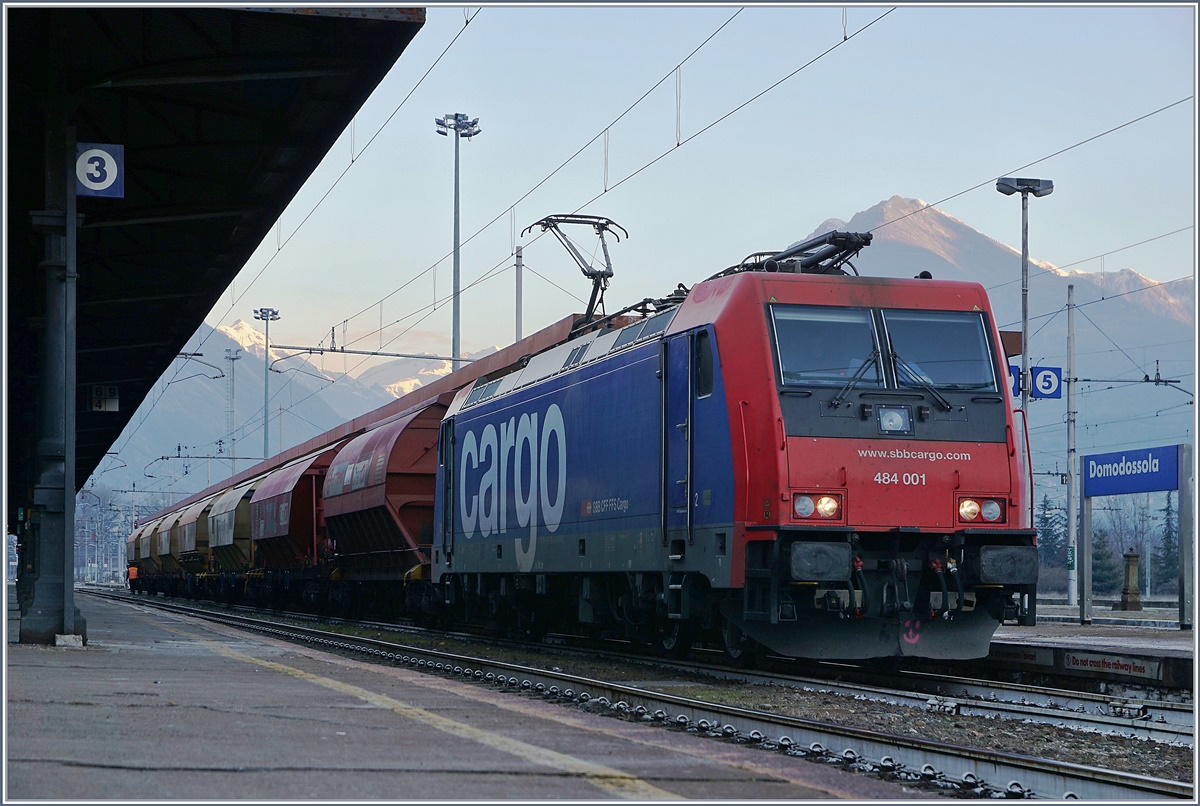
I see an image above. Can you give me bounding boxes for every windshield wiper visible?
[831,350,880,408]
[892,352,953,411]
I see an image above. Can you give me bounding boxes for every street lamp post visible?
[252,307,280,459]
[996,177,1053,527]
[435,112,481,372]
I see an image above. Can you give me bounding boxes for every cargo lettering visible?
[459,403,566,571]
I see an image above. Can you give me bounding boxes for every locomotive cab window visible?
[881,310,998,391]
[695,329,714,398]
[771,305,882,387]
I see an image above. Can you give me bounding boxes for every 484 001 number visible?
[873,471,926,485]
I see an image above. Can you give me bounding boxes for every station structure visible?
[6,6,426,643]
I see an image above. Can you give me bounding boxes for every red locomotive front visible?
[681,264,1038,659]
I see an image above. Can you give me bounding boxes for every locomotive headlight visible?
[793,493,841,519]
[980,500,1003,522]
[958,499,981,521]
[958,498,1005,523]
[815,496,840,517]
[794,495,815,517]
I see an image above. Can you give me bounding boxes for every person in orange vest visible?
[126,565,138,591]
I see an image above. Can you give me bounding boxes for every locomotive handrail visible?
[1012,407,1036,530]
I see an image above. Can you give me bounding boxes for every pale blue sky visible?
[203,3,1196,372]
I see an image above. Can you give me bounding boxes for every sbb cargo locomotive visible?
[128,223,1038,662]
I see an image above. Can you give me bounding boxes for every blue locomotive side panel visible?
[434,327,736,583]
[440,341,665,576]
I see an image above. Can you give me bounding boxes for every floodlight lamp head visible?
[996,177,1054,197]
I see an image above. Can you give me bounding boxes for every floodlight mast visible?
[252,306,280,459]
[435,113,482,371]
[996,176,1053,529]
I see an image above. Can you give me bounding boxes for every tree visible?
[1099,495,1158,596]
[1090,528,1124,596]
[1035,494,1066,567]
[1152,491,1179,595]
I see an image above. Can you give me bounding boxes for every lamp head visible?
[996,177,1054,197]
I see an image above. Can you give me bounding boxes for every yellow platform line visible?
[171,624,681,799]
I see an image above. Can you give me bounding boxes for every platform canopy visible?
[5,6,426,515]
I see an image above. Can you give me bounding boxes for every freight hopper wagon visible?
[431,231,1038,661]
[243,445,341,610]
[319,394,454,617]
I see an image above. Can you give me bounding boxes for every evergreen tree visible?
[1152,491,1179,593]
[1035,494,1066,567]
[1090,528,1124,596]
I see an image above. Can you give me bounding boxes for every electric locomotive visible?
[430,225,1037,661]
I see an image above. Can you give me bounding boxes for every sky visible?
[197,3,1197,378]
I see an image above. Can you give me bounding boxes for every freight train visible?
[127,221,1038,662]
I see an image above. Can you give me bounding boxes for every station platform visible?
[4,591,922,801]
[981,605,1194,693]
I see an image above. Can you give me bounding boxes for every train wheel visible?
[720,619,757,668]
[654,619,693,659]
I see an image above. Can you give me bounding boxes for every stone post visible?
[1115,549,1143,612]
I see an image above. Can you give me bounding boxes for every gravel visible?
[409,635,1194,785]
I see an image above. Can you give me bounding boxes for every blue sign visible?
[1031,366,1062,399]
[1082,444,1180,497]
[1007,365,1063,399]
[75,143,124,198]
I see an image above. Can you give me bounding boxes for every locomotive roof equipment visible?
[714,229,873,279]
[523,214,629,336]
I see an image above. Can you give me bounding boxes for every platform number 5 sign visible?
[75,143,124,198]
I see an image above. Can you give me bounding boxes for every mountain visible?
[89,197,1194,509]
[356,346,498,398]
[93,322,395,504]
[810,197,1193,328]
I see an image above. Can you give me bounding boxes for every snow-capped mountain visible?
[356,346,497,398]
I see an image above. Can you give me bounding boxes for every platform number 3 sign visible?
[75,143,124,198]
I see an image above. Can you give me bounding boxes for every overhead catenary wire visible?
[328,7,750,342]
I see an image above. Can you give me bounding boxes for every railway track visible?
[90,589,1193,800]
[112,587,1191,739]
[612,651,1194,746]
